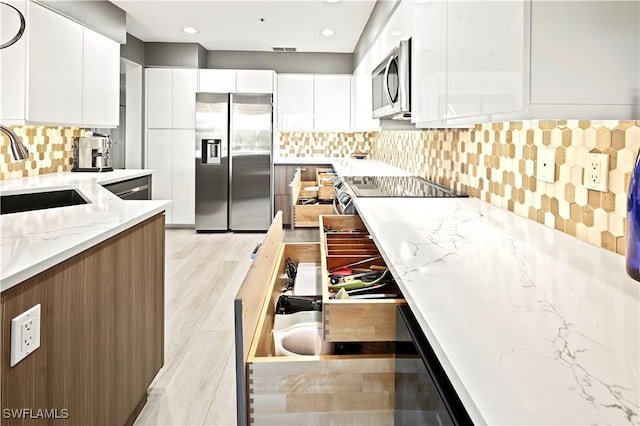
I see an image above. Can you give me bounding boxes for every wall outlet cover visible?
[583,153,609,192]
[10,304,41,367]
[536,147,556,183]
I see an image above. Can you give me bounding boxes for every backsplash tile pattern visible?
[277,131,376,158]
[372,120,640,255]
[0,126,82,180]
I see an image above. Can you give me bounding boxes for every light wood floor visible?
[134,227,319,426]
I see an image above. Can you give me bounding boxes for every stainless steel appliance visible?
[195,93,273,232]
[395,305,472,425]
[372,38,412,120]
[333,175,467,214]
[71,134,113,172]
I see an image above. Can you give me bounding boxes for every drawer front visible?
[320,215,406,342]
[293,204,335,227]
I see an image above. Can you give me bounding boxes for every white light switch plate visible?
[537,148,556,183]
[10,304,41,367]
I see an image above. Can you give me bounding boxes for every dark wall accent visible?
[206,51,353,74]
[36,0,126,43]
[121,33,145,66]
[352,0,400,71]
[145,43,206,68]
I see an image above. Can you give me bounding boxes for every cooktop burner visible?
[342,175,467,198]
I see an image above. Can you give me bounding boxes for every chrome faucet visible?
[1,125,29,161]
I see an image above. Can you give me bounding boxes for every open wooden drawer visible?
[316,167,336,200]
[235,212,395,425]
[320,215,407,343]
[291,167,335,228]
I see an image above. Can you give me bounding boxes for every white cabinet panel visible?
[82,27,119,127]
[530,1,639,106]
[237,70,274,93]
[446,0,526,120]
[199,69,236,93]
[146,68,172,128]
[378,0,413,60]
[313,75,351,131]
[172,69,197,129]
[277,74,314,130]
[26,1,83,125]
[1,0,26,121]
[172,129,195,224]
[353,50,380,131]
[411,0,447,125]
[146,129,173,223]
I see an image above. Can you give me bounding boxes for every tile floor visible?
[134,227,318,425]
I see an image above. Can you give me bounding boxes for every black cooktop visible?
[342,175,467,198]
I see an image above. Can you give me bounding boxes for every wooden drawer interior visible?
[244,242,396,425]
[320,215,406,343]
[291,169,335,227]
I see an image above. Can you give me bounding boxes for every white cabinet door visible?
[198,69,236,93]
[411,0,447,125]
[172,69,197,129]
[313,75,351,131]
[82,27,120,127]
[277,74,314,130]
[446,0,526,120]
[1,0,26,121]
[353,50,380,131]
[146,68,173,128]
[237,70,274,93]
[26,1,83,125]
[378,0,413,61]
[146,129,173,223]
[172,129,195,225]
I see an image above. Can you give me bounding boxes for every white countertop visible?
[1,170,170,292]
[273,157,336,165]
[354,197,639,425]
[330,158,412,176]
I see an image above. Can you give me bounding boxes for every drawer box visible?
[291,169,335,228]
[234,212,395,425]
[320,215,406,343]
[316,167,336,200]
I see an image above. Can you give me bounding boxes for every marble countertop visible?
[273,157,336,165]
[1,170,170,292]
[274,157,412,176]
[355,197,639,425]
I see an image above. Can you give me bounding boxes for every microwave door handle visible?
[383,56,395,106]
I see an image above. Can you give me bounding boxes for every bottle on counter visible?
[626,148,640,282]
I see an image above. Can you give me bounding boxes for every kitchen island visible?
[355,196,639,425]
[0,170,170,425]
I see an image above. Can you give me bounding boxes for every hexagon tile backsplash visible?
[372,120,640,255]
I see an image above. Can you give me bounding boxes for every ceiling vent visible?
[272,47,297,52]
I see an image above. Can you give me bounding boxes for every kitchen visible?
[0,0,639,425]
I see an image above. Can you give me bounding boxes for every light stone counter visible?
[354,196,639,425]
[1,170,170,292]
[274,157,412,177]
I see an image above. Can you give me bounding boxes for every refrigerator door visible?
[229,94,273,231]
[195,93,229,231]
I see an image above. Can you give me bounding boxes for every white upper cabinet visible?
[1,1,120,126]
[446,0,527,122]
[277,74,314,130]
[1,0,26,122]
[172,69,197,128]
[146,68,197,129]
[26,1,83,125]
[527,1,639,117]
[82,28,120,127]
[198,69,236,93]
[378,0,413,60]
[237,70,274,93]
[313,75,351,131]
[411,0,447,125]
[352,49,380,131]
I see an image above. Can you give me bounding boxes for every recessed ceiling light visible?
[182,26,198,34]
[391,30,402,37]
[321,28,335,37]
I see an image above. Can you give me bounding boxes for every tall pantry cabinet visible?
[145,68,197,226]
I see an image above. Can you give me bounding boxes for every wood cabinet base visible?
[1,214,165,425]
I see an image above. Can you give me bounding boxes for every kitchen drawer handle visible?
[117,184,149,197]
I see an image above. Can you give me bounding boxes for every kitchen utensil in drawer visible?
[276,295,322,314]
[328,270,389,291]
[328,256,382,274]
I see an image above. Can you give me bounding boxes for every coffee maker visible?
[72,134,113,172]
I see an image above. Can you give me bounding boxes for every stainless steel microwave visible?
[372,39,411,120]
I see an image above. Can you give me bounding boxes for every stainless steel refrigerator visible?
[195,93,273,232]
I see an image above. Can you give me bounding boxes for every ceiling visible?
[110,0,377,53]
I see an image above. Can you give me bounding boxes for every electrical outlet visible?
[583,153,609,192]
[10,304,41,367]
[536,148,556,183]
